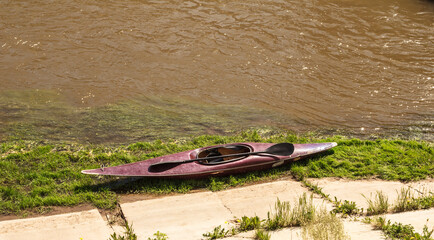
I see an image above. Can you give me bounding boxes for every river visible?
[0,0,433,143]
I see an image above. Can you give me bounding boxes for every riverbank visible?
[1,178,433,240]
[0,131,432,217]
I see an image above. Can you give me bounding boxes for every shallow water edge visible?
[0,90,432,144]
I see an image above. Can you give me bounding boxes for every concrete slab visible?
[222,228,302,240]
[0,209,112,240]
[222,230,255,240]
[407,179,434,196]
[343,219,385,240]
[216,180,328,219]
[270,227,302,240]
[384,209,434,235]
[120,191,232,240]
[308,178,408,210]
[223,219,385,240]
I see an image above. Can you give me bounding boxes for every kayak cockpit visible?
[197,145,252,165]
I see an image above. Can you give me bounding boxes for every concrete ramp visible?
[0,209,112,240]
[121,191,232,240]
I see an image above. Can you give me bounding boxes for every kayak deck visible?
[81,142,337,178]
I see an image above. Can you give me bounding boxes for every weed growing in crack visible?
[239,216,262,231]
[302,180,331,201]
[301,208,350,240]
[202,225,230,240]
[254,229,271,240]
[332,197,362,216]
[393,187,434,213]
[266,198,292,230]
[203,195,350,240]
[108,221,137,240]
[368,217,433,240]
[363,191,389,215]
[147,231,168,240]
[265,193,315,230]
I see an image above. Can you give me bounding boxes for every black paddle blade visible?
[266,143,294,156]
[149,162,182,173]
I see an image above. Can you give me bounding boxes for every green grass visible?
[254,229,271,240]
[265,193,315,230]
[302,180,331,201]
[265,198,292,230]
[108,221,137,240]
[393,187,434,213]
[0,131,433,215]
[332,197,362,216]
[147,231,168,240]
[301,208,350,240]
[239,216,262,232]
[367,217,434,240]
[363,191,390,216]
[202,225,229,240]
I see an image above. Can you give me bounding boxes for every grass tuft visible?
[239,216,262,231]
[301,208,350,240]
[265,193,315,230]
[147,231,168,240]
[254,229,271,240]
[369,217,433,240]
[332,197,362,216]
[108,221,137,240]
[202,225,229,240]
[265,198,292,230]
[363,191,389,216]
[302,180,331,201]
[393,187,434,213]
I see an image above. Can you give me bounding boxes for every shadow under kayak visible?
[81,142,337,178]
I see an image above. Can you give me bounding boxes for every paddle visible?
[148,143,294,172]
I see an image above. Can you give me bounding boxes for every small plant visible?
[265,198,291,230]
[254,229,271,240]
[265,193,315,230]
[108,221,137,240]
[239,216,262,231]
[289,193,316,226]
[202,225,229,240]
[301,208,350,240]
[303,180,331,201]
[332,197,362,216]
[394,187,415,212]
[363,191,389,215]
[393,187,434,213]
[147,231,168,240]
[370,217,433,240]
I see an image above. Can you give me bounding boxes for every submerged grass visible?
[0,131,433,215]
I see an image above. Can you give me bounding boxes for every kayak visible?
[81,142,337,178]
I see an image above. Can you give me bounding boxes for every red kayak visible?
[81,142,337,178]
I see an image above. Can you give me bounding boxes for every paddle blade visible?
[266,143,294,156]
[148,162,182,173]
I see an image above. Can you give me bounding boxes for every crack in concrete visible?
[99,202,128,235]
[214,192,234,217]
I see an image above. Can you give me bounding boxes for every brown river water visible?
[0,0,433,143]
